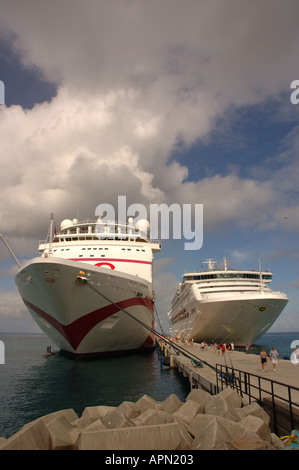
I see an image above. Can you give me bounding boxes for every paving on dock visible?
[158,340,299,405]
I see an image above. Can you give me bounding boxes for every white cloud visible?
[0,88,297,248]
[0,2,298,229]
[270,306,299,333]
[0,0,299,332]
[0,287,38,332]
[0,288,24,317]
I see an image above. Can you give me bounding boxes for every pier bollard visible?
[189,373,196,389]
[169,354,176,368]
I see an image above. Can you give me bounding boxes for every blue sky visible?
[0,0,298,335]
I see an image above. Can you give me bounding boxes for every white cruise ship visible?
[168,258,288,346]
[14,215,161,357]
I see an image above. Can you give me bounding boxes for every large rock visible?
[117,401,140,419]
[82,418,107,432]
[190,415,246,450]
[239,415,271,442]
[231,432,274,450]
[205,395,239,421]
[81,405,115,422]
[270,432,285,450]
[133,408,173,427]
[237,401,271,426]
[0,389,279,451]
[186,389,211,407]
[217,387,242,408]
[135,394,160,413]
[0,438,7,447]
[160,394,183,414]
[46,415,79,450]
[0,419,49,450]
[0,408,78,450]
[79,423,181,450]
[102,409,135,429]
[173,417,194,450]
[172,399,204,425]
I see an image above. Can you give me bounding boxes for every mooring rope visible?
[83,278,217,372]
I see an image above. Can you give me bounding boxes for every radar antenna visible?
[202,259,217,270]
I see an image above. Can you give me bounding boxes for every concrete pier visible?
[158,340,299,391]
[157,340,299,435]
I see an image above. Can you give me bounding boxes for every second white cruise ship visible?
[168,258,288,346]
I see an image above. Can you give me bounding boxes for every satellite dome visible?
[60,219,73,230]
[135,219,150,232]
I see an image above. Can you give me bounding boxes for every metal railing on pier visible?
[216,363,299,434]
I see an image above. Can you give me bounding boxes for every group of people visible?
[171,336,280,373]
[211,342,235,355]
[260,346,279,372]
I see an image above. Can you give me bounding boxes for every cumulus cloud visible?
[0,1,299,330]
[0,287,39,332]
[0,1,298,240]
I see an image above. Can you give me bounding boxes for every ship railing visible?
[39,232,147,243]
[216,363,299,435]
[38,220,162,244]
[39,233,156,244]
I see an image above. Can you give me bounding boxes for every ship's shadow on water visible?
[58,346,155,361]
[0,334,190,438]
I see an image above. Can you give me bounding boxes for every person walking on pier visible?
[269,346,279,372]
[260,347,268,372]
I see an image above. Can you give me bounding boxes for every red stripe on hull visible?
[23,297,154,351]
[69,258,152,265]
[138,315,155,349]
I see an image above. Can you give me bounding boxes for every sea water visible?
[254,331,299,359]
[0,333,189,438]
[0,331,297,439]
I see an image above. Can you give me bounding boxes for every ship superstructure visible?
[168,258,288,346]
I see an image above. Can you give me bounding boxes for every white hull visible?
[169,258,288,346]
[170,293,288,346]
[15,257,155,356]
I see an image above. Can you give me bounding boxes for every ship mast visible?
[46,213,54,257]
[202,259,216,270]
[259,258,263,292]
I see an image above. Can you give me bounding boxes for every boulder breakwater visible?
[0,387,286,450]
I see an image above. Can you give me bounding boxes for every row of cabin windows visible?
[184,273,272,281]
[61,226,139,235]
[60,237,140,241]
[52,247,145,252]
